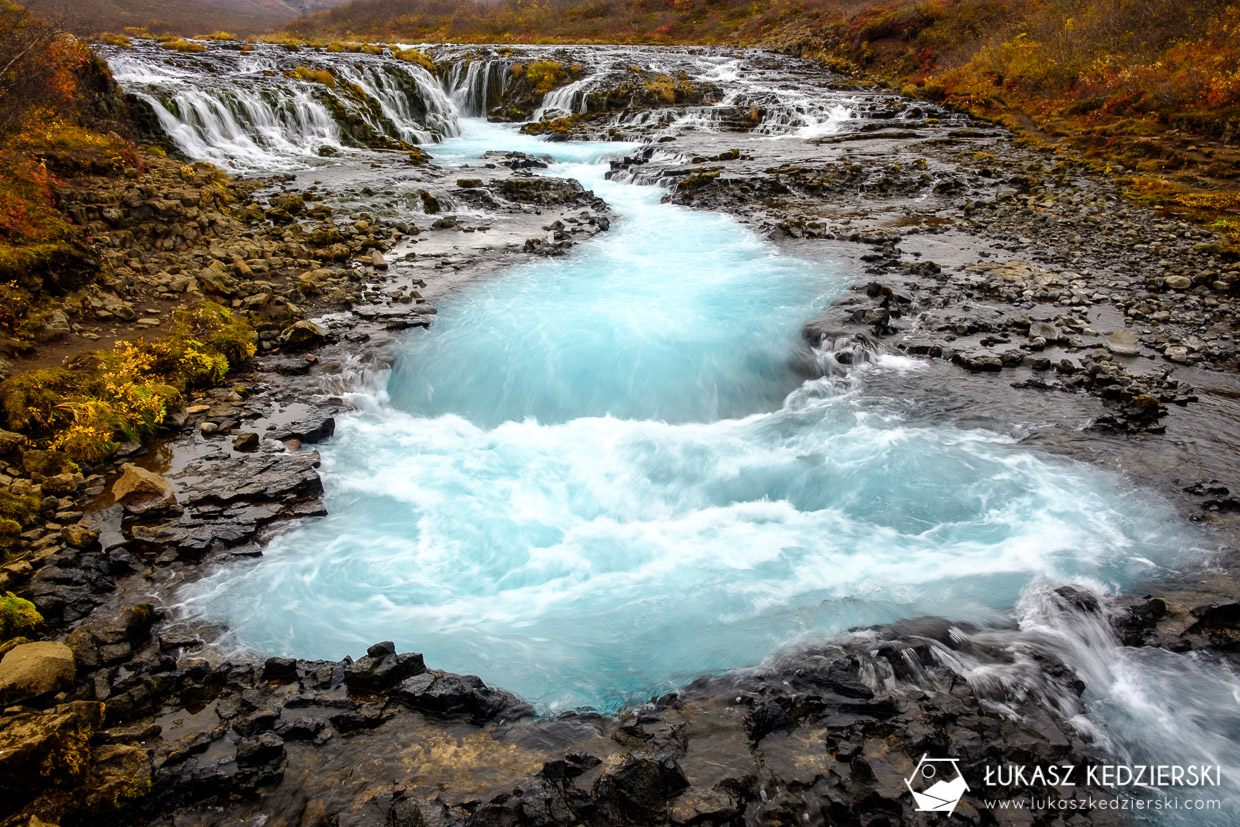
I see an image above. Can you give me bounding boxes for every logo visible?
[906,755,969,816]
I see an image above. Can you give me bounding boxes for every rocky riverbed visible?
[1,43,1239,827]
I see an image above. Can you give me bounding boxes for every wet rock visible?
[236,731,285,766]
[1028,321,1060,343]
[279,320,328,351]
[1164,275,1192,290]
[0,641,76,706]
[233,432,260,452]
[594,753,690,821]
[112,464,178,515]
[344,646,425,693]
[262,656,298,683]
[266,410,336,444]
[393,671,532,723]
[371,251,389,269]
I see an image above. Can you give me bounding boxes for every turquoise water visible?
[180,121,1191,711]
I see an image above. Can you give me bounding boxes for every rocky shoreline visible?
[2,45,1239,826]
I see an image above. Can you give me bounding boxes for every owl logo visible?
[905,755,969,816]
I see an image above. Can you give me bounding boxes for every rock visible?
[108,303,137,322]
[0,428,24,455]
[61,524,101,548]
[233,432,260,452]
[371,251,388,269]
[0,641,76,706]
[1028,321,1060,343]
[345,649,425,693]
[594,753,690,821]
[279,320,328,351]
[112,464,178,515]
[393,671,532,723]
[22,449,76,478]
[1164,275,1192,290]
[1165,345,1190,363]
[262,656,298,683]
[0,701,103,792]
[236,731,285,766]
[82,743,154,812]
[1106,329,1140,356]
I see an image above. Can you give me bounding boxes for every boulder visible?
[0,640,76,706]
[1164,275,1192,290]
[112,464,178,515]
[278,320,328,351]
[371,250,388,270]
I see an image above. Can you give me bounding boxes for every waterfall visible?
[104,39,464,173]
[533,76,593,120]
[444,58,513,117]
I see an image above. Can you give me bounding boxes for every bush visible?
[160,38,206,53]
[0,302,255,463]
[286,66,336,87]
[0,591,41,640]
[393,48,436,73]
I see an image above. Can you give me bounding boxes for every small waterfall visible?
[444,58,513,117]
[103,40,464,172]
[533,76,593,120]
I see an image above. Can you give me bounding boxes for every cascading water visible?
[443,58,513,117]
[104,40,461,172]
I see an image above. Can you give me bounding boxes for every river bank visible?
[1,41,1239,827]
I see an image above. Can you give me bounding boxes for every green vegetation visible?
[159,38,206,52]
[286,66,336,87]
[0,303,255,463]
[393,47,436,73]
[0,591,41,639]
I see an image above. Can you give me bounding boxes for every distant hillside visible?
[19,0,351,36]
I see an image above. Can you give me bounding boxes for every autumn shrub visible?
[98,32,131,48]
[527,60,567,94]
[393,47,436,73]
[286,66,336,87]
[160,38,206,52]
[0,302,255,462]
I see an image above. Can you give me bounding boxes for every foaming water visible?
[180,121,1196,714]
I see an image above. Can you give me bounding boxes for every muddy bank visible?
[2,45,1239,827]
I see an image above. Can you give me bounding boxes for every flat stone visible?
[1106,329,1140,356]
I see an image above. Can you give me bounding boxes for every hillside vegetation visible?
[0,2,256,465]
[284,0,1240,247]
[18,0,352,37]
